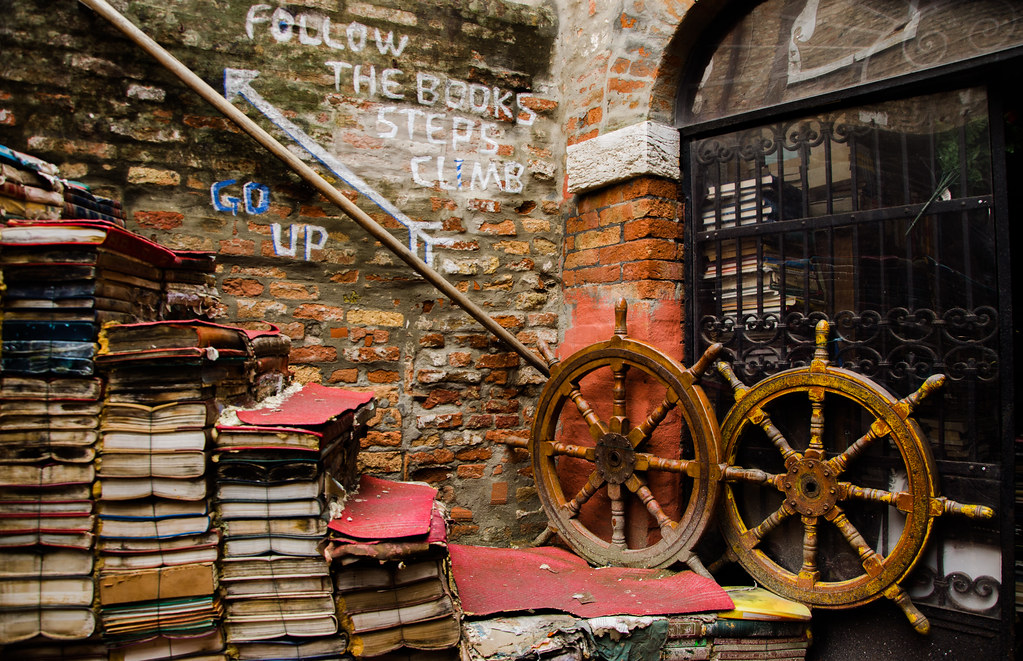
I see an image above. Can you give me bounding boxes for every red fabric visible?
[236,383,373,427]
[448,544,733,617]
[327,475,437,540]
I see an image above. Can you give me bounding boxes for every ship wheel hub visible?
[595,433,635,484]
[784,458,838,518]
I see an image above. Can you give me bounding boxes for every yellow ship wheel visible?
[714,320,993,633]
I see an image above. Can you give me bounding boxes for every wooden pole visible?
[77,0,550,377]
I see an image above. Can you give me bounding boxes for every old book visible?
[0,514,95,534]
[348,595,456,633]
[98,320,249,355]
[0,576,94,608]
[98,450,206,478]
[215,457,318,482]
[0,548,94,578]
[222,574,332,598]
[222,534,321,557]
[98,529,220,557]
[340,578,445,615]
[232,636,348,661]
[225,594,335,618]
[0,375,102,400]
[0,497,92,516]
[101,401,214,431]
[99,544,220,570]
[220,555,329,581]
[0,606,96,643]
[213,426,323,451]
[217,479,320,501]
[0,429,98,446]
[0,398,102,418]
[349,614,460,657]
[98,514,212,540]
[220,516,325,538]
[98,563,216,605]
[0,444,95,463]
[217,498,321,519]
[0,530,94,550]
[223,612,338,642]
[0,462,94,486]
[97,477,207,501]
[106,628,225,661]
[335,557,444,592]
[100,428,209,452]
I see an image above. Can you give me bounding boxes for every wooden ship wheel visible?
[713,320,994,633]
[529,299,723,570]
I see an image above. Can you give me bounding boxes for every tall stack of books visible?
[236,321,292,404]
[214,384,373,654]
[700,175,778,231]
[326,475,459,659]
[0,375,101,645]
[162,251,220,321]
[91,321,260,656]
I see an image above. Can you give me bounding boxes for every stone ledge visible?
[566,120,680,194]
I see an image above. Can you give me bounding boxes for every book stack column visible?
[214,383,373,659]
[90,321,257,659]
[325,475,460,660]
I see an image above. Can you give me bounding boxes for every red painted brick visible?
[564,264,620,286]
[134,210,183,230]
[490,481,509,505]
[623,260,684,281]
[218,238,255,255]
[328,368,358,383]
[635,280,680,300]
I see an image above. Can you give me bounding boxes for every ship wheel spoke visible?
[626,395,677,449]
[608,482,627,548]
[741,501,795,549]
[717,361,801,464]
[634,451,695,476]
[546,440,597,462]
[824,505,885,577]
[563,470,605,518]
[624,473,677,536]
[722,465,784,488]
[825,423,889,476]
[610,361,630,435]
[567,384,610,442]
[798,516,821,586]
[840,482,904,511]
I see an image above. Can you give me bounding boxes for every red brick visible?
[495,414,521,428]
[409,448,455,465]
[448,352,472,367]
[485,399,519,414]
[346,346,401,362]
[465,414,494,428]
[449,524,479,538]
[583,106,602,126]
[575,227,620,250]
[623,260,684,281]
[611,57,630,74]
[635,280,680,300]
[328,368,358,383]
[528,313,559,327]
[221,278,264,297]
[367,370,400,383]
[468,198,501,213]
[564,264,620,286]
[218,238,255,256]
[411,467,452,483]
[490,481,509,505]
[416,413,463,429]
[492,315,524,330]
[450,506,474,522]
[420,333,445,348]
[456,448,493,461]
[330,270,359,283]
[566,210,599,234]
[564,248,600,270]
[567,128,598,146]
[623,177,678,200]
[289,346,338,363]
[577,186,624,214]
[624,218,682,241]
[633,197,679,220]
[457,464,486,478]
[608,78,645,93]
[479,219,516,235]
[134,210,183,230]
[293,303,345,322]
[476,353,520,369]
[422,389,461,409]
[269,282,319,300]
[519,96,558,112]
[361,430,402,447]
[600,238,678,264]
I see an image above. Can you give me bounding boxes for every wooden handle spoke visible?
[568,385,609,442]
[610,362,629,435]
[563,471,605,517]
[741,502,795,549]
[826,423,888,475]
[757,415,801,465]
[721,465,782,488]
[933,496,995,520]
[884,584,931,634]
[626,395,677,449]
[824,505,884,577]
[806,387,825,458]
[608,482,626,548]
[634,452,693,475]
[549,441,596,462]
[625,474,676,534]
[798,516,820,587]
[841,482,906,511]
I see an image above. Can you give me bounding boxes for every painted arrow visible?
[224,67,458,264]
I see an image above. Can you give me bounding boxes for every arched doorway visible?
[677,1,1021,657]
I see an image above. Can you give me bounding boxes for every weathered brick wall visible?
[0,0,563,545]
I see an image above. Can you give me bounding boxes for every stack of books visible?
[327,475,459,658]
[0,144,63,222]
[0,375,102,645]
[61,180,125,227]
[161,251,220,321]
[700,175,778,230]
[236,321,292,404]
[214,384,373,652]
[92,322,260,655]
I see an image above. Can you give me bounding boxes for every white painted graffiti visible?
[245,4,409,55]
[272,223,328,261]
[225,68,458,265]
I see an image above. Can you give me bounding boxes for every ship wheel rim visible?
[718,367,938,609]
[530,337,721,568]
